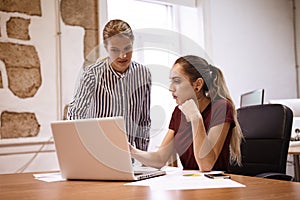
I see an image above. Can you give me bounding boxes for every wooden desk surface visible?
[1,172,300,200]
[289,145,300,154]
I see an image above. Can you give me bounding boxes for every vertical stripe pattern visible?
[67,58,151,150]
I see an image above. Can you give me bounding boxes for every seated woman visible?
[130,55,243,172]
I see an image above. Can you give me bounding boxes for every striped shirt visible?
[67,58,151,151]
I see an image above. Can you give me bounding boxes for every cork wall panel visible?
[0,0,100,139]
[0,0,42,139]
[0,71,3,88]
[0,111,40,138]
[7,17,30,40]
[0,0,41,16]
[0,42,41,98]
[60,0,99,59]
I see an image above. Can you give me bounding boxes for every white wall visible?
[0,0,60,173]
[296,0,300,97]
[201,0,298,106]
[0,0,58,138]
[199,0,299,177]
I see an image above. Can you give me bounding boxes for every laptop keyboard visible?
[133,166,159,175]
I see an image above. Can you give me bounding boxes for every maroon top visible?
[169,98,235,171]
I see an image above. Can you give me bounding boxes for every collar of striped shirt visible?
[107,58,131,79]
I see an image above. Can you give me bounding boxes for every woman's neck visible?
[197,95,211,113]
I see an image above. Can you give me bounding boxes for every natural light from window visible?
[106,0,179,150]
[105,0,202,153]
[107,0,173,30]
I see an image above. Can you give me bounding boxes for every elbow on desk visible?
[198,165,213,172]
[195,155,216,172]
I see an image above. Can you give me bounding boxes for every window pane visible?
[107,0,172,30]
[106,0,177,151]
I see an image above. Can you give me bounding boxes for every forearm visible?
[190,118,217,171]
[130,147,167,169]
[130,133,174,169]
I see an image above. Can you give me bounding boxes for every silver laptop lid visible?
[51,117,136,180]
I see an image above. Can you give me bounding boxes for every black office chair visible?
[229,104,293,181]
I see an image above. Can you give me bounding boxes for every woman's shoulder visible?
[131,61,150,72]
[172,105,182,117]
[84,59,108,73]
[209,98,235,126]
[212,98,234,111]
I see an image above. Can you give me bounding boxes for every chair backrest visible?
[229,104,293,176]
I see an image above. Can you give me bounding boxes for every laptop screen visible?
[240,89,264,107]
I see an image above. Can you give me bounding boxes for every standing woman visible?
[68,19,152,151]
[130,55,242,171]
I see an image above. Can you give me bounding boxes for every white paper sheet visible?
[125,169,246,190]
[33,173,65,182]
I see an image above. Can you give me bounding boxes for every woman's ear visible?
[193,78,204,92]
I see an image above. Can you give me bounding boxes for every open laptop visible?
[50,116,166,181]
[240,89,264,107]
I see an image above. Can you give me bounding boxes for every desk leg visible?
[293,155,300,182]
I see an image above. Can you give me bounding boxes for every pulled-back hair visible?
[174,55,243,166]
[103,19,134,46]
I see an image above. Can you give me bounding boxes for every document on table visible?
[125,169,246,190]
[33,173,65,182]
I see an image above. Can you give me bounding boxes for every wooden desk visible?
[289,145,300,182]
[1,172,300,200]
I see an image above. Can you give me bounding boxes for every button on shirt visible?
[67,58,151,151]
